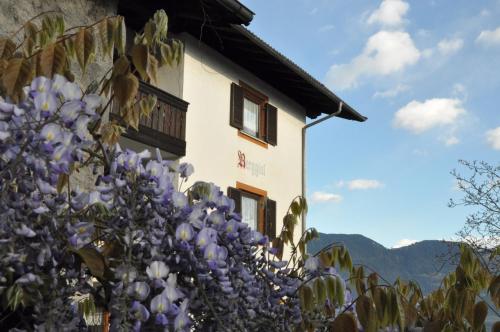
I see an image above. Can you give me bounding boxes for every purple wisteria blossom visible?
[0,75,316,331]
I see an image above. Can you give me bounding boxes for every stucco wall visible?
[0,0,118,192]
[178,33,306,250]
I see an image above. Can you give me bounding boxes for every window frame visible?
[240,191,261,231]
[239,81,268,144]
[236,181,267,234]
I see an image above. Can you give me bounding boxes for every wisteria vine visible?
[0,75,341,331]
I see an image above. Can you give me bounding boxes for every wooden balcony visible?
[111,81,189,156]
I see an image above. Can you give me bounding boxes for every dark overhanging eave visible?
[117,0,366,122]
[214,0,255,25]
[230,25,367,122]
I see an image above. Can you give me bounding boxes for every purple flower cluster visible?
[98,147,302,330]
[0,76,305,330]
[0,76,102,330]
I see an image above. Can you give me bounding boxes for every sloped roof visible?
[118,0,366,121]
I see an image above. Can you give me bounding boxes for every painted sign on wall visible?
[237,150,266,177]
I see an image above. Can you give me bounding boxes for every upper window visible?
[243,98,260,137]
[230,82,278,146]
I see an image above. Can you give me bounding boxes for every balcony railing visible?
[111,81,189,156]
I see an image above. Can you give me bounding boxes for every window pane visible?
[241,196,258,230]
[243,98,259,136]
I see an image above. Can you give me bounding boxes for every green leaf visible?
[325,275,336,303]
[335,275,345,307]
[299,196,308,214]
[396,289,406,331]
[76,247,105,279]
[6,284,24,310]
[314,277,326,308]
[115,16,127,56]
[290,201,301,216]
[386,287,399,325]
[152,9,169,41]
[373,287,388,325]
[299,285,315,312]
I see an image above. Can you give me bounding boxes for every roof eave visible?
[232,25,367,122]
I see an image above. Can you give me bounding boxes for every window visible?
[230,82,278,146]
[241,194,259,230]
[227,183,277,239]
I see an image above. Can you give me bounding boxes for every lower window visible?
[227,184,276,239]
[241,192,259,231]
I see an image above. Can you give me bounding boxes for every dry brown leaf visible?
[131,44,149,81]
[0,37,16,59]
[3,58,32,102]
[39,42,66,78]
[75,28,95,72]
[113,72,138,108]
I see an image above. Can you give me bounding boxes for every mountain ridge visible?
[307,233,459,294]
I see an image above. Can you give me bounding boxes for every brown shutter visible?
[265,103,277,146]
[230,83,244,129]
[227,187,242,214]
[265,198,277,239]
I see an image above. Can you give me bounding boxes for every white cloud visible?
[326,30,420,90]
[311,191,343,203]
[373,84,410,98]
[393,98,466,134]
[443,136,460,146]
[437,38,464,55]
[392,239,417,248]
[476,27,500,46]
[367,0,409,27]
[486,127,500,150]
[347,179,384,190]
[318,24,335,32]
[421,48,434,58]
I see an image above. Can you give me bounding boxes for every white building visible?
[117,0,367,245]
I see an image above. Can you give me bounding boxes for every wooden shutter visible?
[227,187,242,214]
[230,83,244,129]
[265,198,277,239]
[265,103,277,146]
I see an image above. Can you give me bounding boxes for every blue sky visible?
[241,0,500,248]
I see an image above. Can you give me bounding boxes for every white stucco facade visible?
[141,32,306,252]
[178,34,305,246]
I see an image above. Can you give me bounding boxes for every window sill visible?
[238,131,268,149]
